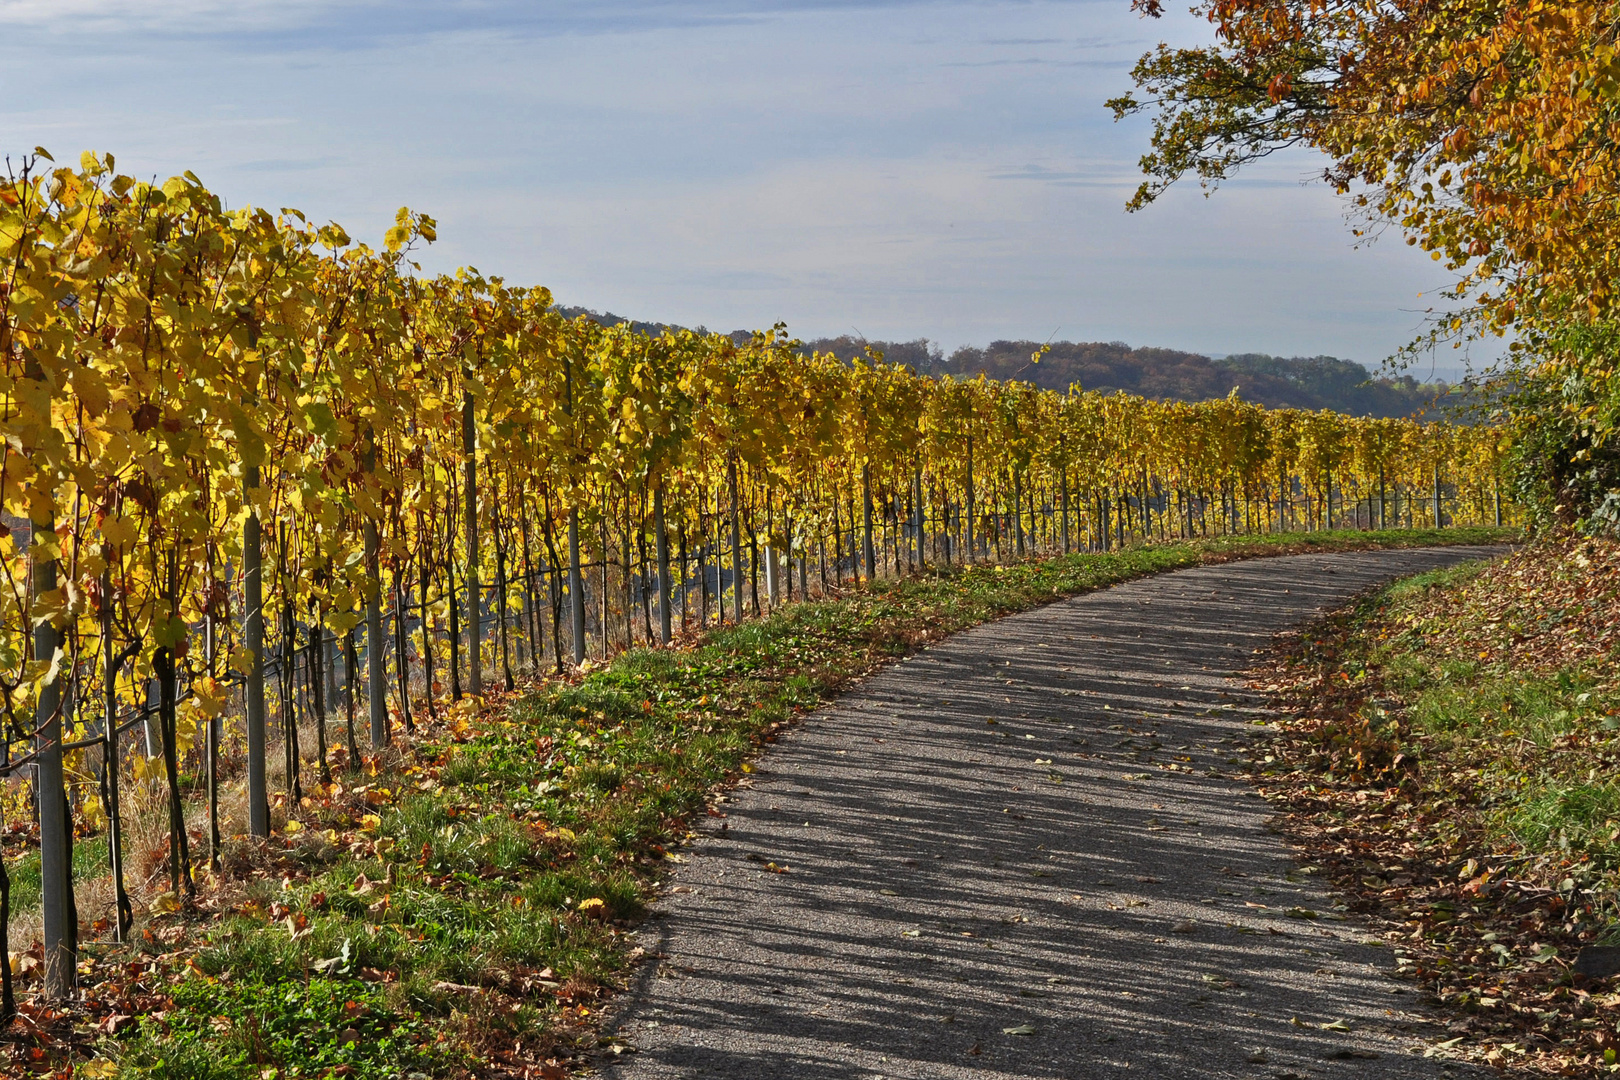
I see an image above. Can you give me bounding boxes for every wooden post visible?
[654,485,672,644]
[206,609,221,868]
[364,432,388,749]
[100,576,132,939]
[419,524,440,713]
[309,610,331,780]
[964,437,976,561]
[1012,469,1025,556]
[862,463,876,580]
[463,381,481,697]
[568,507,586,664]
[494,496,514,692]
[34,513,72,998]
[154,638,191,898]
[1060,468,1071,553]
[764,487,779,607]
[447,527,460,700]
[913,467,925,568]
[728,458,745,621]
[1432,463,1443,528]
[344,626,360,770]
[243,467,269,836]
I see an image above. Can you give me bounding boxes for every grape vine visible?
[0,151,1507,1003]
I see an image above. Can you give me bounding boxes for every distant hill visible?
[797,336,1451,419]
[553,308,1452,419]
[553,305,676,338]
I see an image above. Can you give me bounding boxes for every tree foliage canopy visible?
[1113,0,1620,526]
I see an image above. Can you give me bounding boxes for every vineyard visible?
[0,149,1509,1025]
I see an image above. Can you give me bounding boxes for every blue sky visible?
[0,0,1483,375]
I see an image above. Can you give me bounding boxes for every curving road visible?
[600,547,1504,1079]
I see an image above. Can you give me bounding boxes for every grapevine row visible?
[0,153,1507,1004]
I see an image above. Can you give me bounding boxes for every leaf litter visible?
[1247,535,1620,1075]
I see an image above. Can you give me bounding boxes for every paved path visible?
[602,547,1503,1079]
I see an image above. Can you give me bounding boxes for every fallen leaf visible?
[1425,1036,1466,1058]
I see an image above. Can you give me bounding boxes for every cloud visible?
[987,163,1142,187]
[432,149,1448,360]
[943,57,1128,68]
[0,0,1105,45]
[234,155,343,173]
[0,0,1460,361]
[0,0,343,31]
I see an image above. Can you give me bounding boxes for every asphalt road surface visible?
[601,546,1505,1079]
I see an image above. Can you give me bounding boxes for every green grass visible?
[7,836,108,913]
[1508,781,1620,858]
[1403,664,1620,866]
[1346,557,1620,874]
[104,525,1515,1077]
[117,976,451,1080]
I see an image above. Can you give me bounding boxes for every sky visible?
[0,0,1487,378]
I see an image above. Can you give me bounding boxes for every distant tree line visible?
[796,336,1453,419]
[555,309,1452,420]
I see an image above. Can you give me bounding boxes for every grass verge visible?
[1,525,1513,1078]
[1248,533,1620,1075]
